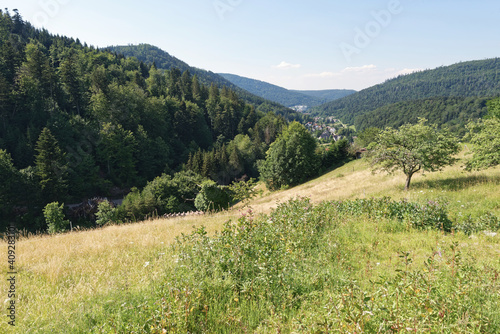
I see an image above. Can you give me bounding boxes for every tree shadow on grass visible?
[411,174,500,191]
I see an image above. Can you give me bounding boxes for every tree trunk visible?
[404,173,413,191]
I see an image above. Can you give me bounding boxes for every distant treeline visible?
[219,73,356,108]
[355,96,489,135]
[312,58,500,129]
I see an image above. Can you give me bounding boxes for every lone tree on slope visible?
[368,118,459,191]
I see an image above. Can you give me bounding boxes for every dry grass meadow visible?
[1,153,499,332]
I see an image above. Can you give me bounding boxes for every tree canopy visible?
[0,10,292,231]
[258,122,319,190]
[465,98,500,171]
[368,119,459,190]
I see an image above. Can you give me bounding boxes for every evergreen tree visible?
[97,123,137,186]
[35,127,68,203]
[0,149,22,223]
[59,49,83,115]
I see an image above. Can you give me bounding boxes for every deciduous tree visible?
[258,122,319,190]
[465,99,500,171]
[368,119,459,190]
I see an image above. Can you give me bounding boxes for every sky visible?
[2,0,500,91]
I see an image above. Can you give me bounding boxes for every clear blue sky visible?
[3,0,500,90]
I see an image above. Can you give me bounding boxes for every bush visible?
[454,212,500,235]
[319,197,453,232]
[194,180,233,212]
[118,171,207,221]
[44,202,69,234]
[95,200,119,225]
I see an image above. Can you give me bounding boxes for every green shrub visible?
[454,212,500,235]
[147,197,499,333]
[44,202,69,234]
[118,171,206,221]
[194,180,233,212]
[321,197,452,232]
[95,200,119,225]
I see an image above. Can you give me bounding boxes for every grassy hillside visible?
[219,73,355,108]
[2,153,499,333]
[312,58,500,127]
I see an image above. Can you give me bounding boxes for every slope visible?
[219,72,355,108]
[3,154,499,333]
[312,58,500,127]
[108,44,295,117]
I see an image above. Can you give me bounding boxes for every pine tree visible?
[180,70,193,101]
[35,127,68,203]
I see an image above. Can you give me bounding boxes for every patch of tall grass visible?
[146,197,499,333]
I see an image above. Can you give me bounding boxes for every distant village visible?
[305,116,344,141]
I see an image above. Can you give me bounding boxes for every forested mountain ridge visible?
[108,44,297,117]
[0,10,292,230]
[312,58,500,128]
[355,96,489,135]
[292,89,357,102]
[219,72,356,108]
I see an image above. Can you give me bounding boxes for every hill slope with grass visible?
[2,153,499,332]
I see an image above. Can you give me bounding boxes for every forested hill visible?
[219,73,355,108]
[108,44,294,116]
[292,89,357,102]
[0,10,293,230]
[312,58,500,129]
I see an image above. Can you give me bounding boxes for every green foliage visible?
[454,212,500,235]
[355,96,489,135]
[355,126,381,147]
[107,44,298,119]
[0,149,21,218]
[147,197,497,333]
[0,12,296,231]
[322,197,453,232]
[35,127,68,203]
[299,244,499,333]
[313,58,500,125]
[97,123,137,186]
[320,138,351,170]
[157,197,328,332]
[368,119,460,190]
[194,180,233,212]
[95,200,119,226]
[227,178,260,207]
[258,122,320,190]
[43,202,69,234]
[486,96,500,119]
[465,118,500,171]
[118,171,206,221]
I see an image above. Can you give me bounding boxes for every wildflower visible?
[144,261,150,267]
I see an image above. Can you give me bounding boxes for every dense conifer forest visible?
[107,44,300,116]
[0,10,307,231]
